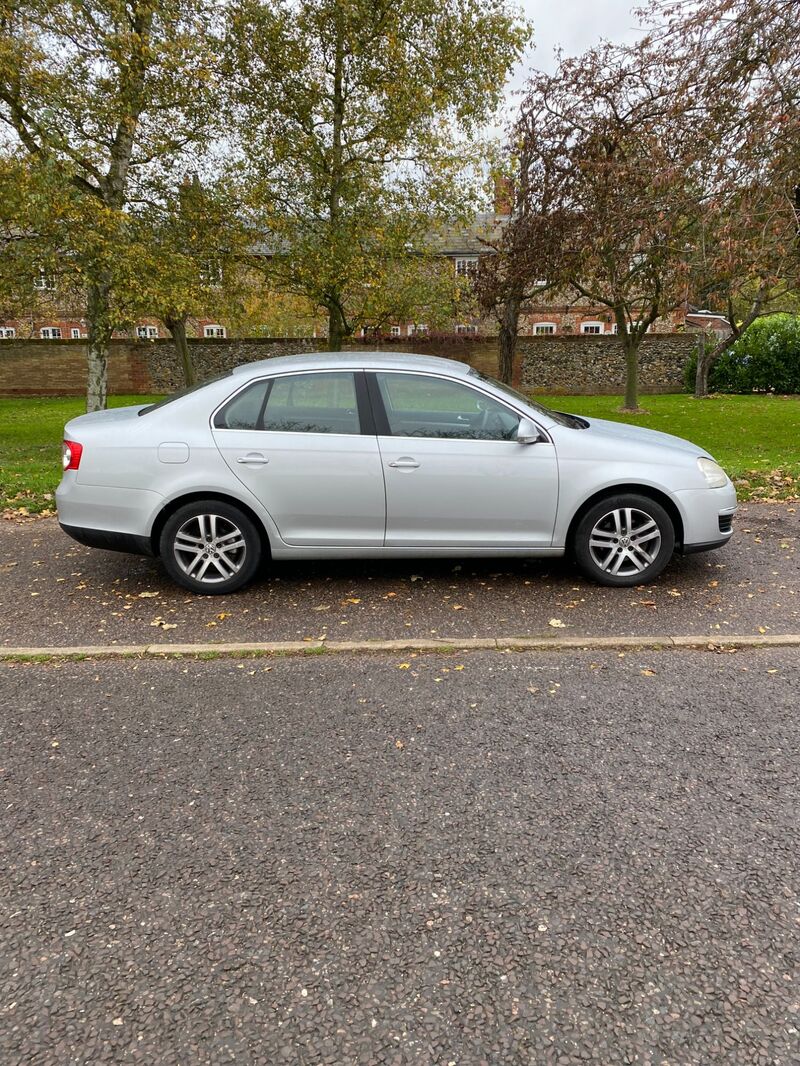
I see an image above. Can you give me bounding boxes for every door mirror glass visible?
[517,417,542,444]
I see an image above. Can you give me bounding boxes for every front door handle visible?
[236,453,269,465]
[388,458,420,469]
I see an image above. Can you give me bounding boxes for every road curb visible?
[2,633,800,662]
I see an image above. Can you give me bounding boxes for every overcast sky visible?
[510,0,646,88]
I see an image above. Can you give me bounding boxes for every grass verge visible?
[1,391,798,516]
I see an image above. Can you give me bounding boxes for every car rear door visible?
[212,370,386,546]
[368,370,559,548]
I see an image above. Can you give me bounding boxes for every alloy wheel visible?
[588,506,662,577]
[173,513,247,584]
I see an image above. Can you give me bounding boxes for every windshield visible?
[468,369,587,429]
[138,371,233,415]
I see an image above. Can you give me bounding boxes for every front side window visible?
[534,323,556,335]
[204,324,226,338]
[581,322,604,335]
[374,372,519,441]
[215,372,360,435]
[40,327,62,339]
[455,257,478,278]
[1,327,16,338]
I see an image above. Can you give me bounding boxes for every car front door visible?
[368,371,559,548]
[212,370,385,546]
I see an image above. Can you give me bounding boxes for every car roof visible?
[232,351,475,378]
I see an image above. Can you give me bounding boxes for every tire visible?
[159,500,262,595]
[572,493,675,587]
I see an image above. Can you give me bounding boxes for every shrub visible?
[684,314,800,394]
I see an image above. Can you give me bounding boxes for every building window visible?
[389,325,401,337]
[33,270,56,291]
[200,260,223,285]
[408,323,428,336]
[455,324,478,335]
[455,257,479,278]
[1,327,15,339]
[136,325,159,339]
[204,324,226,338]
[581,322,604,335]
[70,328,81,339]
[40,327,62,339]
[534,323,556,335]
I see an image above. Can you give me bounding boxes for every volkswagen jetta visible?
[57,352,737,593]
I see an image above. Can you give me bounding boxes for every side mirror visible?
[516,416,542,444]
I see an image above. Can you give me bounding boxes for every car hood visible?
[578,416,709,458]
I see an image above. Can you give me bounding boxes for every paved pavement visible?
[2,648,799,1064]
[0,502,798,648]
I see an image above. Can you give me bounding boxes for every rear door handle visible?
[236,453,269,465]
[388,458,420,469]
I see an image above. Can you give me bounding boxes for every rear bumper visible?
[60,523,153,556]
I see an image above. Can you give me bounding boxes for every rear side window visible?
[214,380,270,429]
[214,372,361,434]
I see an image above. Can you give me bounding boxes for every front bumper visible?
[675,481,737,553]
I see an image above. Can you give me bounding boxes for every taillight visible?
[62,439,83,471]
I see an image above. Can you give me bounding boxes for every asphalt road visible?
[0,502,798,648]
[1,647,798,1064]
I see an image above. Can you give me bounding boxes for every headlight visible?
[697,456,727,488]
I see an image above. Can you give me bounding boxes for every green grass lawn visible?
[0,395,161,516]
[540,393,800,501]
[1,392,798,515]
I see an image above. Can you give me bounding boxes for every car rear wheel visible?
[159,500,262,594]
[572,493,675,587]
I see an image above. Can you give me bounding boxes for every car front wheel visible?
[572,493,675,587]
[159,500,262,594]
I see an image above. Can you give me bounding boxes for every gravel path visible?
[0,502,798,648]
[1,648,798,1064]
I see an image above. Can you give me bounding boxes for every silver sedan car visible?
[57,352,737,593]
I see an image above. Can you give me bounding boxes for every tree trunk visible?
[621,336,641,412]
[166,315,195,387]
[327,303,347,351]
[497,294,521,384]
[86,281,111,412]
[694,332,712,398]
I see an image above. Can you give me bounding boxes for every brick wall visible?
[0,333,699,397]
[0,336,503,396]
[0,339,152,396]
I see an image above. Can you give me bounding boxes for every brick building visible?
[1,210,727,343]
